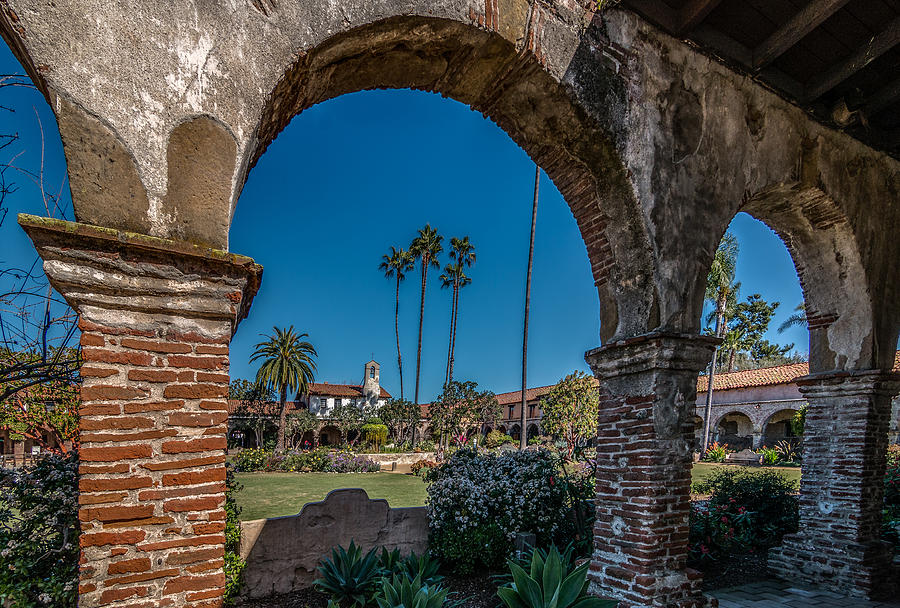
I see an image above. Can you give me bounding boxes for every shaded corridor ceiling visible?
[620,0,900,158]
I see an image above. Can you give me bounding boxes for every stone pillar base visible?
[766,370,900,600]
[586,333,719,608]
[770,536,896,600]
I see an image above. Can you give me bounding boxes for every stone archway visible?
[762,409,799,447]
[4,1,899,606]
[714,411,754,451]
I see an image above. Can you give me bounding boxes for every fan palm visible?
[441,236,476,384]
[410,224,443,405]
[251,326,317,451]
[380,246,415,401]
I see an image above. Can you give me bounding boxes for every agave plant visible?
[375,574,449,608]
[400,551,444,587]
[314,541,382,607]
[492,543,577,590]
[497,545,617,608]
[379,547,404,574]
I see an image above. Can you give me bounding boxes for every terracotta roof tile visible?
[696,351,900,392]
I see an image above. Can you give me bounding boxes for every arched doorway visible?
[715,412,754,451]
[762,409,799,447]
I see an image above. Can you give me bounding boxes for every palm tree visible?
[380,246,415,400]
[778,303,807,333]
[440,262,472,384]
[409,224,443,405]
[701,232,739,454]
[521,166,539,450]
[441,237,476,384]
[251,326,317,451]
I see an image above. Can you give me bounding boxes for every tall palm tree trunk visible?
[445,281,456,385]
[414,262,428,405]
[394,274,404,401]
[448,283,459,383]
[701,300,725,453]
[521,165,539,450]
[277,384,288,451]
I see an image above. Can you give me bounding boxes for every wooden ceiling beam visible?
[620,0,681,35]
[804,15,900,102]
[676,0,725,36]
[752,0,852,71]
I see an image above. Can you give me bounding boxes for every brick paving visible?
[710,580,900,607]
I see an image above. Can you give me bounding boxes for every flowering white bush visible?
[425,449,568,572]
[0,453,79,606]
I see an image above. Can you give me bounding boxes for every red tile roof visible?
[307,383,392,399]
[696,351,900,392]
[493,380,599,406]
[226,383,391,415]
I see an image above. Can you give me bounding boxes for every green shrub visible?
[374,574,449,608]
[774,440,800,464]
[757,446,779,465]
[314,541,382,607]
[496,545,616,608]
[224,466,245,604]
[425,449,568,573]
[232,447,272,471]
[703,442,729,463]
[690,468,799,563]
[484,430,513,448]
[362,423,389,452]
[0,452,78,607]
[410,459,438,477]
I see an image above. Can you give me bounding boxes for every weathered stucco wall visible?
[239,488,429,599]
[2,1,897,363]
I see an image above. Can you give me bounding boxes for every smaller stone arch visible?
[497,425,508,435]
[509,424,521,441]
[714,411,754,451]
[318,425,340,447]
[762,409,800,447]
[526,424,540,441]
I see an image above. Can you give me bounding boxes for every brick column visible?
[769,370,900,599]
[585,333,717,608]
[19,214,262,608]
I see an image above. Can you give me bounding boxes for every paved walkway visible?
[710,580,900,607]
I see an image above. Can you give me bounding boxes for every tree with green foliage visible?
[284,409,318,450]
[379,246,415,401]
[251,326,317,451]
[331,400,364,445]
[539,371,599,458]
[0,378,79,453]
[379,397,421,445]
[719,294,793,371]
[441,236,476,384]
[429,380,500,448]
[410,224,443,405]
[702,232,740,453]
[232,382,276,448]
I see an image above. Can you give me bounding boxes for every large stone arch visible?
[741,185,876,372]
[1,1,666,342]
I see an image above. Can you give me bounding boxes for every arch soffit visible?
[761,408,798,430]
[740,183,875,372]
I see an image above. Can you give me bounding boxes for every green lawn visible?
[235,464,802,521]
[234,472,428,521]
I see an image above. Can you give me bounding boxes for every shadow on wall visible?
[239,488,428,599]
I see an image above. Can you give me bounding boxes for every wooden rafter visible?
[752,0,852,70]
[804,15,900,102]
[677,0,725,35]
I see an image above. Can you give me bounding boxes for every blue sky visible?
[0,43,807,403]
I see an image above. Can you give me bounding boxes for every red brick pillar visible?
[769,370,899,599]
[19,215,262,608]
[585,333,717,608]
